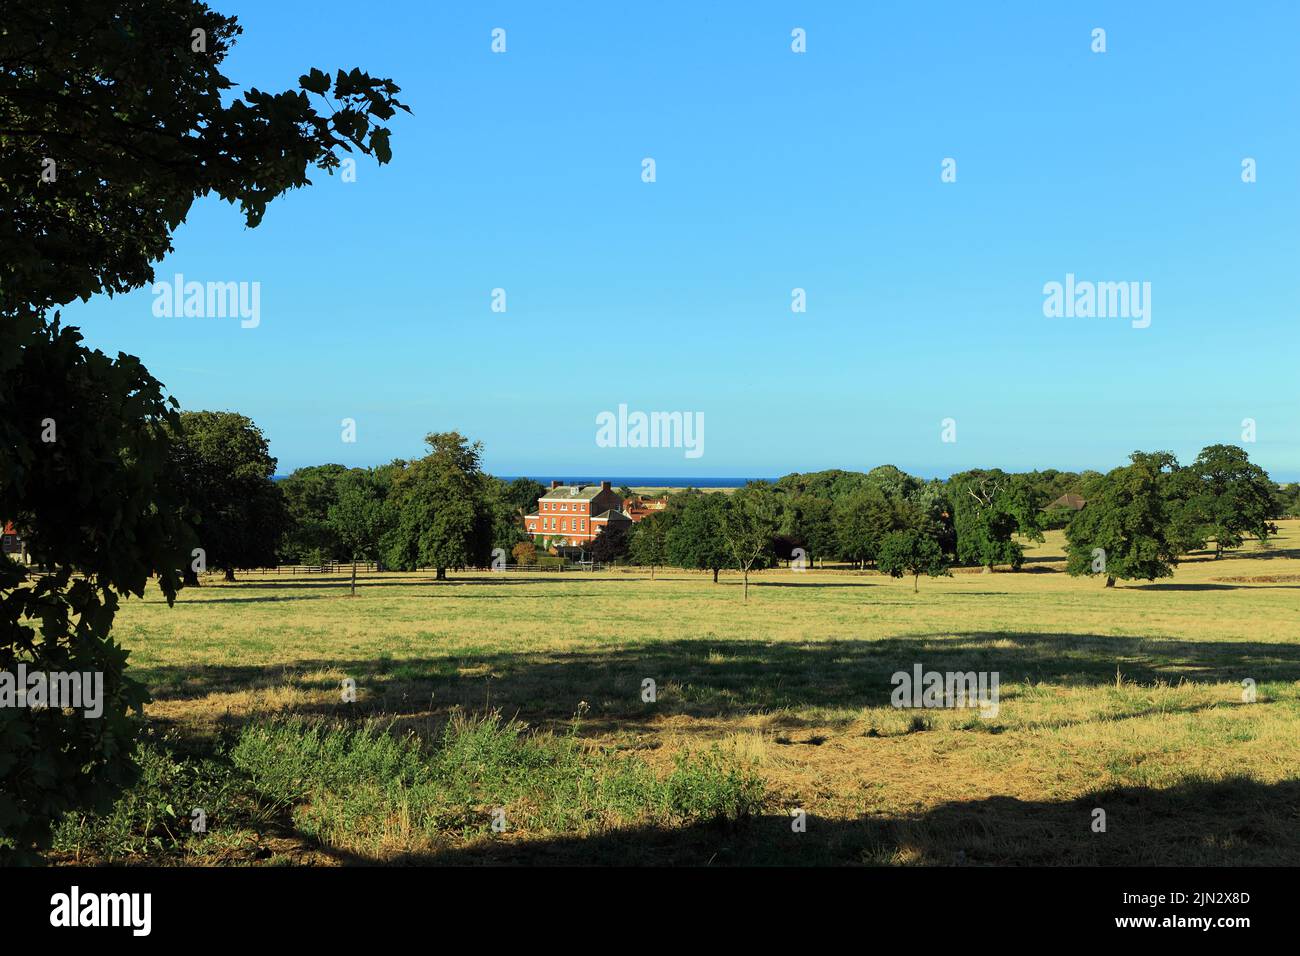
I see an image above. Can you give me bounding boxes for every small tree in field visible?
[876,529,952,592]
[719,484,781,601]
[629,512,669,577]
[327,470,389,595]
[511,541,537,565]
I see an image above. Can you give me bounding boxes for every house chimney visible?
[601,480,611,493]
[551,480,562,489]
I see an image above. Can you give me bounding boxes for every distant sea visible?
[273,474,769,487]
[498,476,770,488]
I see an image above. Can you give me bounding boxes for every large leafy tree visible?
[1,0,408,313]
[384,433,493,580]
[170,411,287,581]
[1184,444,1278,558]
[0,316,192,861]
[1,0,406,857]
[666,492,732,582]
[1066,451,1182,587]
[949,469,1046,570]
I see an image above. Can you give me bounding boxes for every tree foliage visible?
[1,0,409,314]
[950,469,1045,570]
[170,411,286,581]
[876,528,952,592]
[1,0,406,857]
[0,315,192,861]
[383,433,493,579]
[1066,451,1181,586]
[666,493,732,582]
[1184,444,1278,557]
[719,483,781,601]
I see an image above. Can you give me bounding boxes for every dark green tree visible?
[1,0,409,314]
[876,529,952,592]
[0,316,192,862]
[666,493,732,582]
[950,470,1046,570]
[590,523,632,564]
[1066,451,1181,587]
[1185,444,1278,557]
[834,486,894,568]
[0,0,406,858]
[279,464,350,564]
[778,493,835,569]
[383,433,493,580]
[170,411,287,582]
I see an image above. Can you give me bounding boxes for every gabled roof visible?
[591,509,632,522]
[1047,493,1086,510]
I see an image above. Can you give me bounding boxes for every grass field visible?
[52,521,1300,866]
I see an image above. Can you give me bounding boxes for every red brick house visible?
[524,481,631,548]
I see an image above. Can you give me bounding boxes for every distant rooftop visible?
[541,484,608,501]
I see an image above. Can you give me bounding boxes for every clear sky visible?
[66,1,1299,480]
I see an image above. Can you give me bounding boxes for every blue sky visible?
[66,1,1299,480]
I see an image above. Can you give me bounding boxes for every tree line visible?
[173,410,1288,596]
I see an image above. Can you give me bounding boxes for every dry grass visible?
[99,520,1300,864]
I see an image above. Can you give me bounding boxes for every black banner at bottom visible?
[1,865,1278,942]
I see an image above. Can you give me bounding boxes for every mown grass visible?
[50,521,1300,865]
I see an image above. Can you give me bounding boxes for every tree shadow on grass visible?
[138,630,1300,739]
[308,775,1300,866]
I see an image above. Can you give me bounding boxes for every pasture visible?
[54,522,1300,865]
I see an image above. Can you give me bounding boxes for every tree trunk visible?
[436,566,446,580]
[1105,576,1116,588]
[183,567,200,587]
[712,567,719,584]
[743,569,749,602]
[913,573,919,593]
[350,557,357,596]
[223,567,236,582]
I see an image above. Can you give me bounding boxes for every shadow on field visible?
[141,630,1300,736]
[315,775,1300,866]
